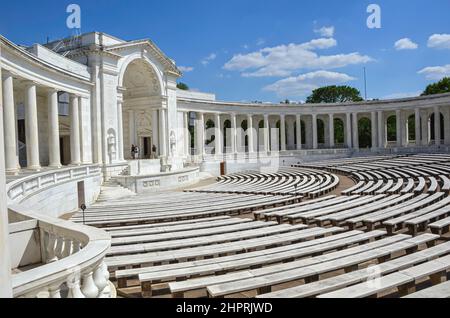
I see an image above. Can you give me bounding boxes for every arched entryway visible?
[120,58,163,161]
[358,117,372,149]
[334,118,345,146]
[430,113,445,144]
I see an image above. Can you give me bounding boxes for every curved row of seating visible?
[298,154,450,196]
[71,191,302,227]
[186,168,339,199]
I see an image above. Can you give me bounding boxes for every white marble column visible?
[47,89,61,168]
[346,113,352,148]
[247,114,254,153]
[214,113,222,156]
[280,114,286,151]
[263,114,269,153]
[371,111,377,149]
[415,108,421,146]
[195,112,204,156]
[69,94,81,165]
[443,107,450,145]
[401,111,409,147]
[160,108,168,157]
[396,110,402,147]
[2,73,19,173]
[24,82,41,170]
[129,110,136,154]
[117,101,124,161]
[329,114,335,148]
[0,63,13,298]
[312,114,318,150]
[352,113,359,149]
[296,114,302,150]
[183,112,190,156]
[378,111,384,148]
[434,106,441,146]
[421,110,430,146]
[230,113,237,154]
[151,110,159,157]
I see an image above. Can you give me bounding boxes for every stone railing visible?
[6,164,101,204]
[7,165,114,298]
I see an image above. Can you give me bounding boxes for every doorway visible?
[142,137,152,159]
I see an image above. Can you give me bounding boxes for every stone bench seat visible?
[136,230,381,295]
[105,225,342,269]
[439,175,450,193]
[104,216,231,232]
[253,195,336,220]
[405,205,450,236]
[403,280,450,298]
[169,234,434,298]
[427,177,439,193]
[362,193,445,230]
[203,234,437,298]
[287,195,386,225]
[75,194,264,217]
[342,181,365,195]
[262,196,358,224]
[319,194,415,227]
[107,223,308,256]
[108,217,250,238]
[400,179,416,194]
[257,241,450,298]
[111,219,272,245]
[384,196,450,235]
[387,178,405,194]
[319,253,450,298]
[429,216,450,236]
[76,195,302,226]
[374,179,394,194]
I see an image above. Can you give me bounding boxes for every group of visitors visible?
[131,144,157,159]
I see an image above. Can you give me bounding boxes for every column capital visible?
[22,79,38,88]
[45,86,59,93]
[1,69,15,79]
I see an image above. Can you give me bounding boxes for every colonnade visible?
[2,71,85,174]
[187,107,450,157]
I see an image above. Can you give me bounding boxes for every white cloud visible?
[428,34,450,49]
[382,91,421,100]
[223,38,372,78]
[394,38,418,50]
[314,26,335,38]
[201,53,217,66]
[256,38,266,46]
[264,70,356,97]
[418,64,450,80]
[178,66,194,73]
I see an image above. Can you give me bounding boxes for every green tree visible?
[306,85,364,104]
[177,82,189,91]
[422,77,450,96]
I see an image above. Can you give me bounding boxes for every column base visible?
[27,165,42,172]
[49,164,63,169]
[5,168,20,176]
[69,163,82,167]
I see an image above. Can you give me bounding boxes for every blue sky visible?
[1,0,449,102]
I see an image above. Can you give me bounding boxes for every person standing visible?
[131,144,136,160]
[134,145,140,160]
[152,145,157,159]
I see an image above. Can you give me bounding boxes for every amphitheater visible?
[1,32,450,299]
